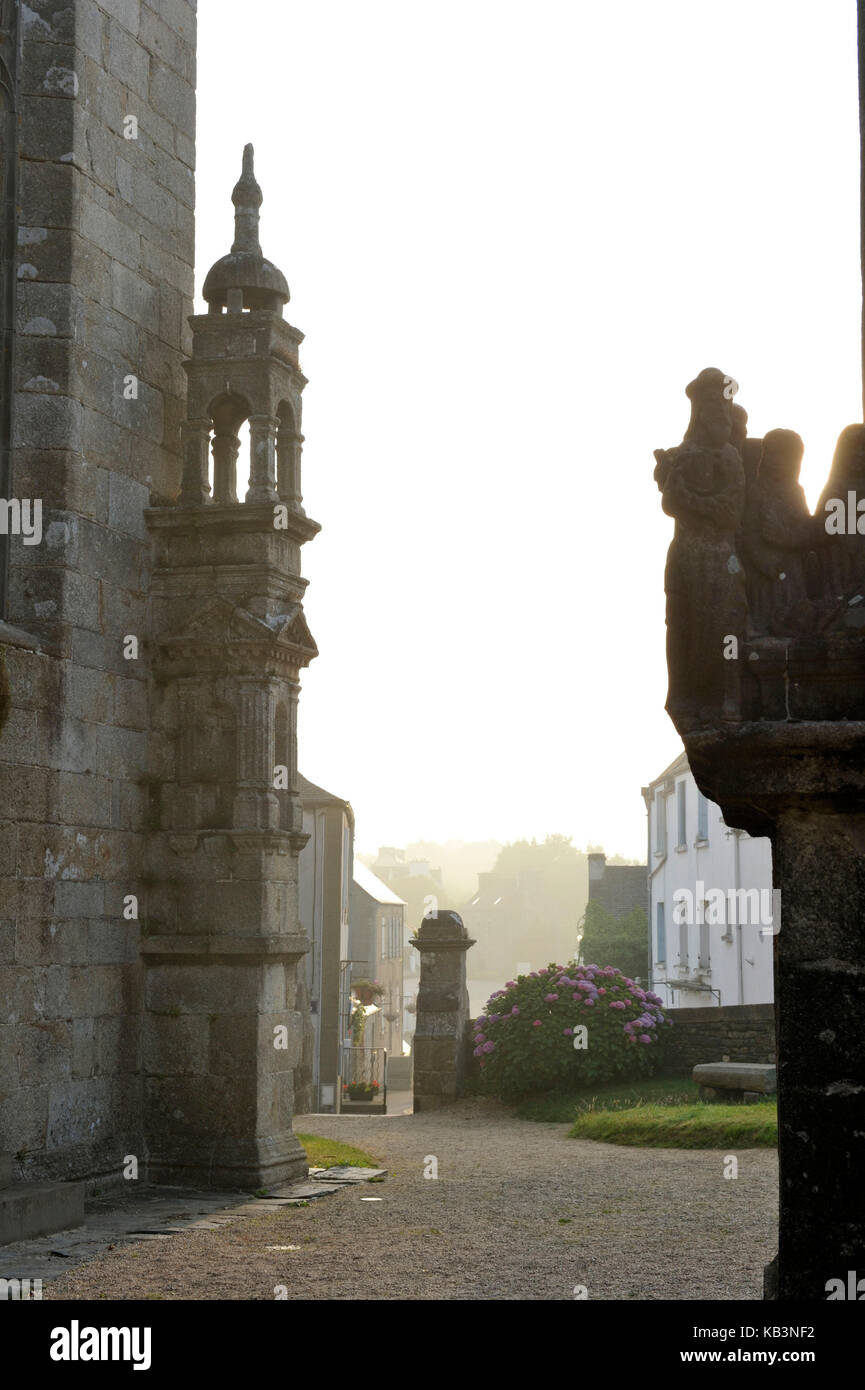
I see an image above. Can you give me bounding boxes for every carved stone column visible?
[688,722,865,1300]
[180,417,211,505]
[277,429,304,510]
[247,414,279,504]
[212,432,240,504]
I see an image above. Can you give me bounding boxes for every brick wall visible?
[659,1003,776,1075]
[0,0,196,1183]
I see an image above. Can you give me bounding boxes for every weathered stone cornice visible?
[164,828,309,856]
[685,719,865,837]
[141,933,310,962]
[146,502,320,546]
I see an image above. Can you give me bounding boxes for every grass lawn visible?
[296,1132,380,1171]
[514,1075,702,1122]
[512,1076,777,1148]
[569,1102,777,1148]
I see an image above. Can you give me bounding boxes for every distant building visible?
[586,852,646,919]
[372,846,442,887]
[297,775,354,1113]
[351,862,407,1058]
[642,753,774,1007]
[458,869,580,1019]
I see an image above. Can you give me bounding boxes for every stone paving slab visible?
[0,1171,361,1289]
[314,1166,387,1183]
[0,1185,253,1285]
[266,1181,346,1200]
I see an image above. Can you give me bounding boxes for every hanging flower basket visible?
[352,979,385,1006]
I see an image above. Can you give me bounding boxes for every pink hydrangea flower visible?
[532,1020,542,1028]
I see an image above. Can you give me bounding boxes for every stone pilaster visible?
[233,678,280,830]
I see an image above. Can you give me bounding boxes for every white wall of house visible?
[646,758,774,1008]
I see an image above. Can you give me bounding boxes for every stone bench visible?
[693,1062,777,1104]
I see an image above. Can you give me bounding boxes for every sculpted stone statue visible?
[654,368,747,732]
[740,428,815,636]
[816,423,865,605]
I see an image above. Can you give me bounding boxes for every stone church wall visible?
[0,0,196,1183]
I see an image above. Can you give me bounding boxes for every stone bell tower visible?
[142,147,320,1188]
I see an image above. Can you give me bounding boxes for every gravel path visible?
[45,1097,778,1301]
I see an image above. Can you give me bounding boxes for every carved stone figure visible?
[816,423,865,603]
[740,428,815,636]
[731,402,763,492]
[654,367,747,732]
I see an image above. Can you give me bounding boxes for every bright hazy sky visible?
[196,1,861,862]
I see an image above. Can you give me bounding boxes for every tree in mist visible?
[578,900,648,981]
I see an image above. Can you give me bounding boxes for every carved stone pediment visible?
[155,596,318,675]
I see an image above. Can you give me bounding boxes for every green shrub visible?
[472,961,671,1099]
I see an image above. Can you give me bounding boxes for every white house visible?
[642,752,774,1008]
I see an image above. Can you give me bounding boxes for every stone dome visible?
[202,144,289,311]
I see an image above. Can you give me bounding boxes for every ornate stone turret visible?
[656,371,865,1300]
[180,144,306,509]
[141,148,320,1189]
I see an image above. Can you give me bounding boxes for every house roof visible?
[298,772,349,806]
[641,748,689,799]
[352,859,406,906]
[298,773,355,829]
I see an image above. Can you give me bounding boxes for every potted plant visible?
[344,1080,380,1101]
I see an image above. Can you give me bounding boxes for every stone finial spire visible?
[231,144,263,254]
[202,143,289,312]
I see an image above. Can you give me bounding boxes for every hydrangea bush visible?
[472,961,671,1098]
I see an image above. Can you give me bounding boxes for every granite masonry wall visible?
[0,0,196,1183]
[659,1003,776,1076]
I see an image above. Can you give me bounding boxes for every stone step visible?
[0,1156,12,1190]
[0,1182,86,1246]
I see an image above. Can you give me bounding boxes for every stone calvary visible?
[655,368,865,1300]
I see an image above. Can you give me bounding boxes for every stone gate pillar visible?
[412,911,475,1111]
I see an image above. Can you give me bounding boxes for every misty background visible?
[195,0,860,864]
